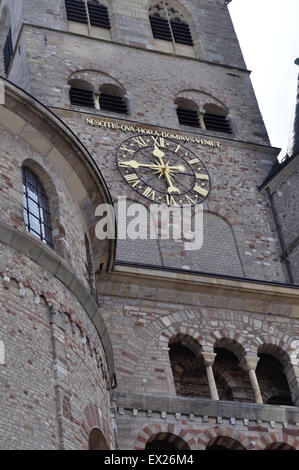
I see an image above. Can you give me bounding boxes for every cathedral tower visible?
[0,0,298,450]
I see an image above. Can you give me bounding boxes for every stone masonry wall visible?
[0,243,114,450]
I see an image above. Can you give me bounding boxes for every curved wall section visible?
[0,80,116,449]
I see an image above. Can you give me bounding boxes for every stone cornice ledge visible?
[113,264,299,306]
[0,220,114,380]
[113,392,299,427]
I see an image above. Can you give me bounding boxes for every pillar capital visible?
[240,355,260,372]
[201,351,217,367]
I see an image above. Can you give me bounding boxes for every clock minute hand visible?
[153,144,165,166]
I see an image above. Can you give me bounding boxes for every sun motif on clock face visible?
[116,135,211,207]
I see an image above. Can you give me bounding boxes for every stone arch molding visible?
[175,89,229,115]
[135,423,196,450]
[80,402,112,450]
[198,426,253,450]
[68,69,127,95]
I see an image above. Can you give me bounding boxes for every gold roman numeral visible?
[120,145,135,155]
[185,194,196,205]
[194,185,208,197]
[132,136,147,148]
[125,174,141,188]
[143,186,156,200]
[188,158,200,165]
[174,144,181,153]
[151,136,165,148]
[195,173,209,181]
[166,194,178,206]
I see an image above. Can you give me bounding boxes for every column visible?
[240,355,263,404]
[202,351,219,401]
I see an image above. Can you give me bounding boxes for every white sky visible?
[228,0,299,159]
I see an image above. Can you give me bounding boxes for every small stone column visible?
[202,352,219,401]
[240,356,263,404]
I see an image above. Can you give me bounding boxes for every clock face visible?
[116,135,211,207]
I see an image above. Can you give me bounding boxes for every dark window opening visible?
[204,113,232,134]
[171,18,193,45]
[99,93,128,114]
[145,440,180,451]
[177,107,200,127]
[65,0,88,23]
[69,87,95,108]
[3,28,13,75]
[149,15,172,41]
[87,1,110,28]
[22,167,53,248]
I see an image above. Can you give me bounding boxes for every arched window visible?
[22,167,53,247]
[88,427,109,450]
[98,84,128,114]
[149,1,193,46]
[256,352,293,406]
[0,7,13,76]
[175,98,200,128]
[69,80,95,108]
[206,437,245,451]
[65,0,110,29]
[203,104,232,134]
[169,334,210,399]
[145,433,190,451]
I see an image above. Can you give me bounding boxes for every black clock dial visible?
[116,135,211,207]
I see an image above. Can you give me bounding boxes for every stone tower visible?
[0,0,298,450]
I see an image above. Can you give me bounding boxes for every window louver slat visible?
[177,108,200,128]
[69,87,95,108]
[88,2,111,28]
[65,0,88,23]
[99,93,128,114]
[171,20,193,45]
[3,28,13,75]
[149,16,172,41]
[204,114,232,134]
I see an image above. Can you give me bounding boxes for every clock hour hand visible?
[119,160,186,172]
[153,144,165,167]
[164,170,180,194]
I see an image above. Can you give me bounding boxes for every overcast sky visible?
[228,0,299,159]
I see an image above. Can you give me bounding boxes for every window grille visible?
[87,1,110,28]
[149,1,193,46]
[65,0,110,29]
[170,18,193,45]
[177,107,200,127]
[3,28,13,75]
[204,113,232,134]
[69,87,95,108]
[99,93,128,114]
[22,167,53,247]
[65,0,88,23]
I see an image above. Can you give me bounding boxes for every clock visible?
[116,135,211,207]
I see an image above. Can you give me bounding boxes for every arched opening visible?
[169,334,210,399]
[65,0,110,29]
[98,84,128,114]
[213,339,255,403]
[88,427,109,450]
[148,0,195,56]
[256,347,293,406]
[203,103,232,134]
[69,79,95,108]
[206,436,245,451]
[145,433,190,451]
[175,98,200,128]
[0,6,12,76]
[264,442,296,451]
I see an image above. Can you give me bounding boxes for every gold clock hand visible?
[164,170,181,194]
[119,160,185,172]
[153,144,165,166]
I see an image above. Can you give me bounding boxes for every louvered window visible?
[23,167,53,248]
[3,28,13,75]
[69,87,95,108]
[170,19,193,45]
[149,15,172,41]
[65,0,88,23]
[65,0,110,29]
[204,114,232,134]
[99,93,128,114]
[87,1,110,28]
[177,108,200,128]
[149,1,193,46]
